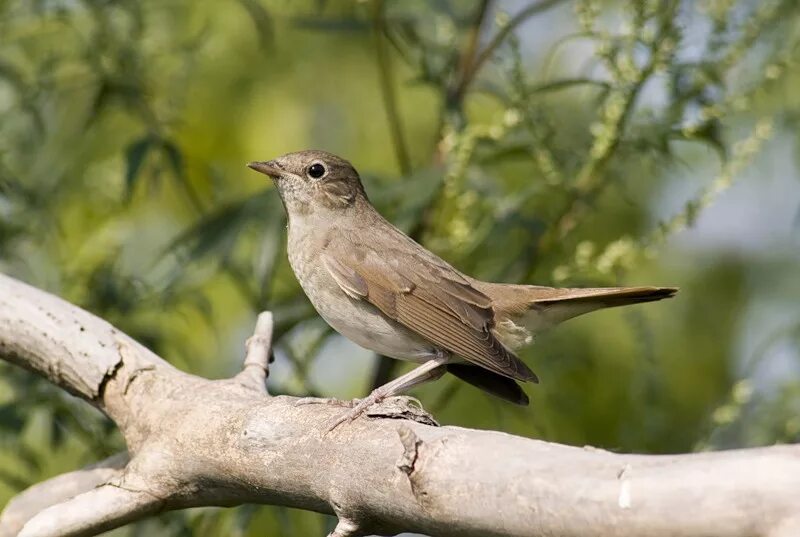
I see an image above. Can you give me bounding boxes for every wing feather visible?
[322,253,368,299]
[323,238,538,382]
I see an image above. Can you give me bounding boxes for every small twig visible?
[235,311,274,394]
[533,7,675,260]
[327,516,365,537]
[373,0,411,176]
[456,0,492,81]
[454,0,569,100]
[448,0,492,107]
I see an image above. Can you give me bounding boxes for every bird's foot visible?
[325,391,385,433]
[294,396,357,408]
[323,395,440,432]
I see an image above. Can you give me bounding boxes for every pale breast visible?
[286,219,436,362]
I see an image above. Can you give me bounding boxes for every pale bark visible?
[0,272,798,537]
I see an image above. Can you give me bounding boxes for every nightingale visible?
[248,150,676,429]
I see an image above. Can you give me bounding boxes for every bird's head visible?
[248,150,367,216]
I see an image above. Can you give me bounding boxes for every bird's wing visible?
[321,237,538,382]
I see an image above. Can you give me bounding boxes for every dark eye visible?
[308,163,326,179]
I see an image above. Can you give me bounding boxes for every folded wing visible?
[321,239,538,383]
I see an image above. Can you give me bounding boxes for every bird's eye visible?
[307,163,326,179]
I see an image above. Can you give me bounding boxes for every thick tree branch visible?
[0,275,175,408]
[1,272,799,537]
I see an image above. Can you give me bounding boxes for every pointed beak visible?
[247,160,282,178]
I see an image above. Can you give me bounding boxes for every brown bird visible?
[248,150,676,429]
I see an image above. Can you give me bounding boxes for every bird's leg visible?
[326,353,450,432]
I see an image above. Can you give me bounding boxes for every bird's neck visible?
[287,196,378,243]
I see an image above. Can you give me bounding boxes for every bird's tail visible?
[470,281,677,350]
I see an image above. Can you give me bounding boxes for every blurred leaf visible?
[166,191,273,261]
[673,120,727,160]
[161,139,185,179]
[84,261,142,315]
[0,58,26,89]
[369,168,444,232]
[234,504,258,534]
[238,0,274,50]
[87,79,142,126]
[292,17,369,33]
[0,404,24,432]
[125,136,155,196]
[49,412,66,448]
[0,467,31,490]
[8,441,42,474]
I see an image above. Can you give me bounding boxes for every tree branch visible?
[453,0,569,101]
[0,275,174,406]
[0,453,129,537]
[1,272,800,537]
[235,311,274,393]
[18,484,162,537]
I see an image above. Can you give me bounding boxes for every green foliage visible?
[2,0,800,534]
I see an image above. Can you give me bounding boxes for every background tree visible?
[1,0,799,534]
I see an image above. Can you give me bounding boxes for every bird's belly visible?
[321,301,435,362]
[293,261,436,363]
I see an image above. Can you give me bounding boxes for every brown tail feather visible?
[471,280,677,315]
[531,286,678,307]
[523,286,677,326]
[469,280,677,348]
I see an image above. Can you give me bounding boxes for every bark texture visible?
[0,273,798,537]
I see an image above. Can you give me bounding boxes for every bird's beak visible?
[247,160,282,178]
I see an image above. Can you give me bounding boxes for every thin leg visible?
[326,353,450,432]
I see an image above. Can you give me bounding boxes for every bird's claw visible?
[324,394,383,433]
[294,393,394,433]
[325,410,359,433]
[294,396,357,408]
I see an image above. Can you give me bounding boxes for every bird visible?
[248,150,677,429]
